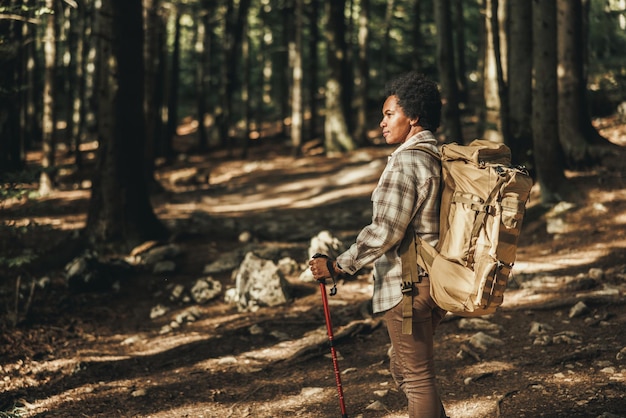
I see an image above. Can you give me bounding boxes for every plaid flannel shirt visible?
[336,131,441,314]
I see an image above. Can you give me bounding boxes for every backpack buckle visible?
[401,281,413,294]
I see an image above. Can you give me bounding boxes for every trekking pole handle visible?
[312,253,338,296]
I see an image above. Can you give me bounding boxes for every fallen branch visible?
[502,293,625,312]
[281,317,382,364]
[547,346,606,366]
[496,389,520,417]
[458,343,482,362]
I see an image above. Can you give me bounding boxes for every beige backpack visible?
[400,139,533,333]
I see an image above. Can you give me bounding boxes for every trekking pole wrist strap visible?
[312,253,341,296]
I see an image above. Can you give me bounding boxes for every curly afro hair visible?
[384,72,442,132]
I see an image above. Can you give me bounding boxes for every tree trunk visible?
[0,0,24,173]
[86,0,167,250]
[380,0,395,84]
[62,5,75,152]
[507,0,533,168]
[532,0,569,204]
[411,0,423,73]
[154,8,168,159]
[195,2,212,152]
[83,1,98,144]
[307,0,320,139]
[241,3,252,159]
[165,9,181,160]
[454,0,468,103]
[579,0,611,148]
[40,0,57,196]
[194,8,206,151]
[290,0,304,156]
[434,0,463,142]
[492,0,510,143]
[278,1,293,140]
[341,0,354,134]
[353,0,370,146]
[219,0,251,153]
[324,0,355,153]
[22,0,40,154]
[475,0,487,137]
[557,0,612,168]
[19,1,36,167]
[71,1,85,168]
[482,0,506,143]
[143,0,160,181]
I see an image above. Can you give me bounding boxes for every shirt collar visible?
[391,130,438,156]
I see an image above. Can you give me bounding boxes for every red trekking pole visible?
[313,254,348,418]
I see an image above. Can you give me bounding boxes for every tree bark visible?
[507,0,533,168]
[143,0,160,181]
[410,0,423,73]
[380,0,395,84]
[307,0,320,140]
[454,0,468,103]
[218,0,251,153]
[435,0,463,142]
[532,0,569,204]
[165,8,181,160]
[0,0,25,173]
[324,0,355,153]
[482,0,506,143]
[241,2,252,158]
[353,0,370,146]
[492,0,510,143]
[70,2,85,168]
[19,0,36,166]
[290,0,304,156]
[40,0,57,196]
[556,0,613,168]
[86,0,167,250]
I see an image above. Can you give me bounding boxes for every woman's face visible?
[379,95,418,145]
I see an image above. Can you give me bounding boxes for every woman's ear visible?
[410,117,419,127]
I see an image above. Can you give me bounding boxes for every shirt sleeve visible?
[336,163,417,275]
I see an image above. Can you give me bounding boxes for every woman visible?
[309,71,448,418]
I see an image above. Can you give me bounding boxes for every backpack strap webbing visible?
[399,145,441,335]
[399,225,420,335]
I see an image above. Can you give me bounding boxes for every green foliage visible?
[0,250,36,270]
[0,402,26,418]
[0,168,41,271]
[0,168,39,201]
[589,0,626,62]
[587,1,626,102]
[0,220,39,271]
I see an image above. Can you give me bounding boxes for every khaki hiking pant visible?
[383,275,447,418]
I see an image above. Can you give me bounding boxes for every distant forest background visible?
[1,0,625,254]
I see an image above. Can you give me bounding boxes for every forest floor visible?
[1,117,626,418]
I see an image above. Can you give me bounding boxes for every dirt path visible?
[2,131,626,418]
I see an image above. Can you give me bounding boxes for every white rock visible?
[300,387,324,396]
[150,304,169,319]
[588,268,604,280]
[218,356,237,365]
[131,389,147,397]
[365,400,386,411]
[459,318,502,333]
[529,321,553,336]
[469,332,504,352]
[569,301,590,318]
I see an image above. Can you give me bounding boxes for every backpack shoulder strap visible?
[404,144,441,162]
[398,145,441,334]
